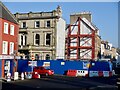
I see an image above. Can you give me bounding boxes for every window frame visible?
[2,41,8,54]
[9,42,14,55]
[21,35,23,46]
[22,22,26,28]
[4,22,8,34]
[35,21,40,28]
[46,54,50,60]
[35,34,40,46]
[10,25,14,35]
[46,21,50,27]
[45,33,51,46]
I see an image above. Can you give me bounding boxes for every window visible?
[46,21,50,27]
[21,35,23,45]
[10,25,14,35]
[35,34,40,45]
[46,34,51,45]
[46,54,50,60]
[2,41,8,54]
[4,22,8,34]
[35,21,40,28]
[25,36,27,45]
[9,42,14,55]
[35,54,39,60]
[22,22,26,28]
[20,35,26,46]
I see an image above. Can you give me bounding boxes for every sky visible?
[3,2,118,47]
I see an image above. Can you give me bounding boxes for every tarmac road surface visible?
[2,75,118,90]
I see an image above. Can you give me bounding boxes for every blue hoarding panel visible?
[18,59,32,73]
[89,61,112,71]
[17,59,90,74]
[17,59,112,75]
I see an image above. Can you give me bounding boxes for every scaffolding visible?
[66,17,95,60]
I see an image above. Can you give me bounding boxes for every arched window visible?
[46,34,51,45]
[46,54,50,60]
[35,34,40,45]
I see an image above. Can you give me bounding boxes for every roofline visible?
[14,11,54,15]
[0,1,18,24]
[16,16,60,20]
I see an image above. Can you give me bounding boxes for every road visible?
[2,75,118,90]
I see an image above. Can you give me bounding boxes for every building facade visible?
[14,6,66,60]
[0,2,19,77]
[65,12,101,60]
[101,40,117,60]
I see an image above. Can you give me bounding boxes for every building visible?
[65,12,101,60]
[14,6,66,60]
[101,40,117,60]
[0,2,19,78]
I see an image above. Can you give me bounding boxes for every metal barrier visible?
[89,71,113,77]
[76,70,88,77]
[89,71,99,77]
[98,71,103,77]
[103,71,113,77]
[66,70,77,77]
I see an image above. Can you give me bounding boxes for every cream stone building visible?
[14,6,66,60]
[101,40,117,59]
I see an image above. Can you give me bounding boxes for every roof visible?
[14,11,60,20]
[0,1,18,24]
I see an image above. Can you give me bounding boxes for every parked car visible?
[33,66,54,76]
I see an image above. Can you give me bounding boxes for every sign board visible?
[92,63,95,66]
[43,62,50,67]
[61,62,65,65]
[28,61,37,66]
[31,55,35,60]
[0,55,14,59]
[83,62,90,69]
[15,56,21,59]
